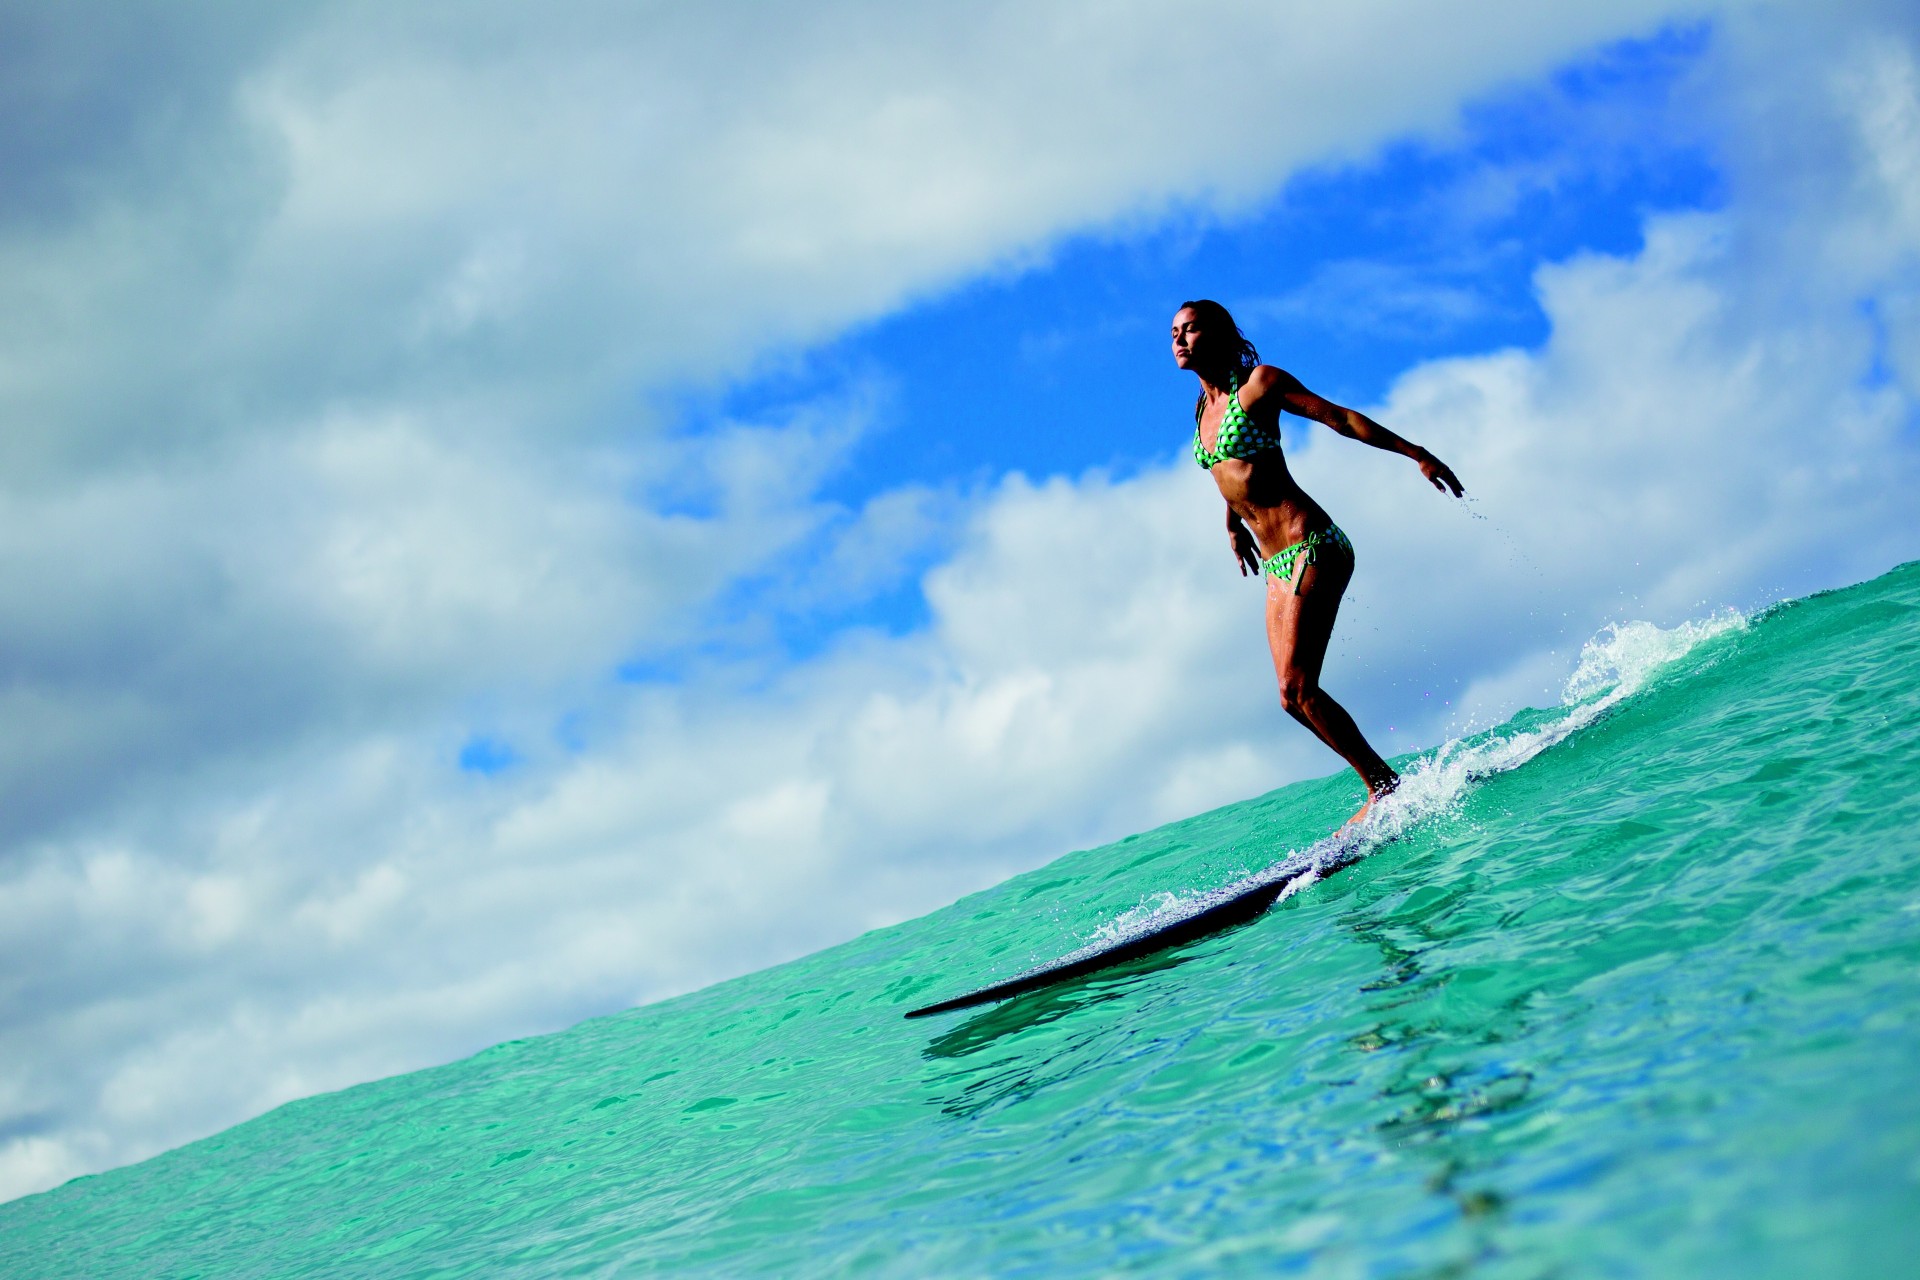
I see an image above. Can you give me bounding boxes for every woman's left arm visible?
[1248,366,1465,497]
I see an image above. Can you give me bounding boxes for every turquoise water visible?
[6,564,1920,1276]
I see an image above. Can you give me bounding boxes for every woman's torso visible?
[1195,374,1330,553]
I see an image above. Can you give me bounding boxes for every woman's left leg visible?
[1265,543,1399,821]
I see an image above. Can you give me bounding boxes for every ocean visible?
[5,562,1918,1276]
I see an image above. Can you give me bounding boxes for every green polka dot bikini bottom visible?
[1261,525,1353,593]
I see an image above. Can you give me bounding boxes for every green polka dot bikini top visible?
[1192,370,1282,468]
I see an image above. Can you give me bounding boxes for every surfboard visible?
[904,836,1363,1019]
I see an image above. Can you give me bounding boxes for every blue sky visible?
[647,25,1724,669]
[1,0,1916,1202]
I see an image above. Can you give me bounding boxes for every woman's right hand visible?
[1229,515,1262,577]
[1414,447,1465,497]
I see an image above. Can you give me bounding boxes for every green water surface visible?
[6,564,1920,1277]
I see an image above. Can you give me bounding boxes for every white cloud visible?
[4,0,1914,1206]
[1246,259,1507,341]
[4,0,1742,477]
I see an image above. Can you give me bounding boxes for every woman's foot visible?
[1342,771,1400,830]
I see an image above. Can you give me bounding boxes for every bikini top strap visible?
[1197,369,1244,427]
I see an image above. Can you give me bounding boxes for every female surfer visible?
[1174,299,1464,825]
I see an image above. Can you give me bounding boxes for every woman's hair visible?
[1178,299,1260,420]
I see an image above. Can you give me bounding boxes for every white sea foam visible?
[1079,608,1749,957]
[1563,611,1748,703]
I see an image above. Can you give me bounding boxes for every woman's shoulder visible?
[1246,362,1301,385]
[1241,363,1304,401]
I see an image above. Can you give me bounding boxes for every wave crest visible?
[1087,607,1750,952]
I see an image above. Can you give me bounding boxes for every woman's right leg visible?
[1265,546,1398,818]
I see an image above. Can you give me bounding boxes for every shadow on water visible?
[921,949,1203,1061]
[1335,880,1546,1259]
[918,947,1231,1120]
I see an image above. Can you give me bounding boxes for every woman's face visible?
[1171,308,1206,369]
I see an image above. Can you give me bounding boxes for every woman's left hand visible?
[1415,448,1465,497]
[1230,517,1262,577]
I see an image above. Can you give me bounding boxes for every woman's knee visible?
[1278,674,1317,715]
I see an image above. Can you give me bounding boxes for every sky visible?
[2,0,1918,1201]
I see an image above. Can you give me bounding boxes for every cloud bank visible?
[5,0,1917,1201]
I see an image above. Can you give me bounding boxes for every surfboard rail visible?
[903,836,1366,1019]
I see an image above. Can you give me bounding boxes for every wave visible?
[1085,607,1750,952]
[7,562,1918,1278]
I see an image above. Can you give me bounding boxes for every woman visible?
[1174,299,1463,825]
